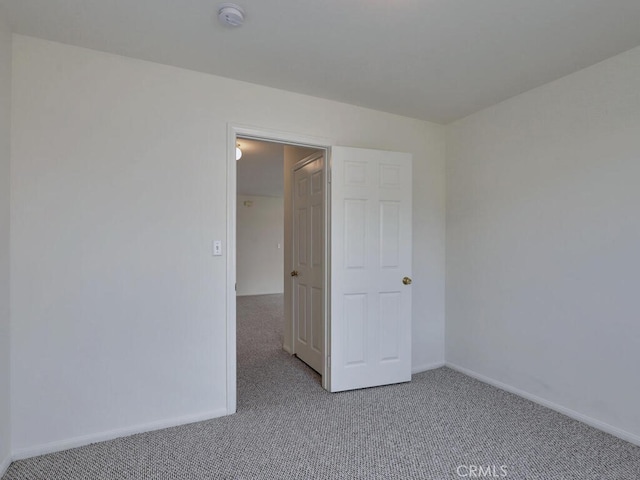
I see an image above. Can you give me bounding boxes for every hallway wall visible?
[236,194,284,296]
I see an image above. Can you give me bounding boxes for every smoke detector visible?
[218,3,245,27]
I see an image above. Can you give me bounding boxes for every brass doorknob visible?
[402,276,412,285]
[290,270,299,277]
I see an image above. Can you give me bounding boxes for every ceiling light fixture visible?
[218,3,245,27]
[236,144,243,161]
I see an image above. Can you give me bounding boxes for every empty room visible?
[0,1,639,479]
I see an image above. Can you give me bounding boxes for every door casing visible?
[226,124,334,414]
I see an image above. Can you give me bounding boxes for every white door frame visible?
[226,123,334,414]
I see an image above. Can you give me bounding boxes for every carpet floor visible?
[3,294,639,479]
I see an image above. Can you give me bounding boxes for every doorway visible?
[227,126,414,414]
[230,129,328,413]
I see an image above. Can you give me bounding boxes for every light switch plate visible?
[213,240,222,256]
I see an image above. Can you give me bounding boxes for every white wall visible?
[10,35,446,455]
[446,45,640,443]
[236,195,284,296]
[0,12,12,475]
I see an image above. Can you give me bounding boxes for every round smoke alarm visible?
[218,3,245,27]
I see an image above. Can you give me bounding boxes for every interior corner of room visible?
[1,1,640,478]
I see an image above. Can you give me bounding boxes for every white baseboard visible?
[412,361,445,374]
[282,343,292,355]
[11,408,228,461]
[236,291,284,297]
[0,453,11,477]
[446,362,640,447]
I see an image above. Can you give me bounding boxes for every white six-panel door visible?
[292,153,325,375]
[328,147,412,392]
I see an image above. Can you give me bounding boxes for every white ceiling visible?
[2,1,640,123]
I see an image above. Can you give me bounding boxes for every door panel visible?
[345,199,366,268]
[329,147,412,392]
[344,293,367,365]
[297,284,307,343]
[311,205,323,266]
[297,209,307,265]
[379,292,401,361]
[292,153,325,375]
[380,201,401,267]
[311,287,323,352]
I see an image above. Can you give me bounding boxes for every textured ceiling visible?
[2,0,640,123]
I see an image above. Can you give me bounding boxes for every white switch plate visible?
[213,240,222,256]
